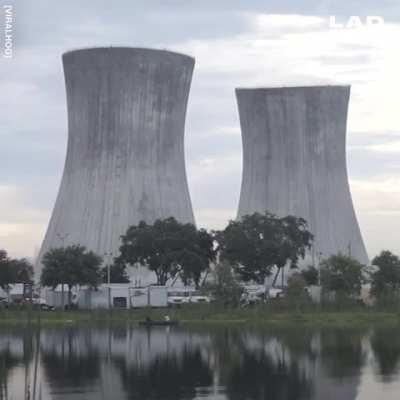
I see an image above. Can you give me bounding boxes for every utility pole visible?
[104,252,113,309]
[56,233,69,310]
[317,252,323,286]
[312,242,316,268]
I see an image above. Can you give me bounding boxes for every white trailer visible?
[109,284,130,309]
[130,287,149,308]
[78,285,129,309]
[44,285,77,308]
[78,286,109,309]
[149,286,168,307]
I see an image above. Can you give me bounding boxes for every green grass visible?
[1,304,400,327]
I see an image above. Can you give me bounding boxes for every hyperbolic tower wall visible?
[236,86,369,264]
[37,47,195,270]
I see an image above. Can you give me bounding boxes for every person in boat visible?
[164,315,170,322]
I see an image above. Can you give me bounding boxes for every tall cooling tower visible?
[236,86,369,264]
[37,47,195,270]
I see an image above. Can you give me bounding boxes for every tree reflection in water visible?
[41,328,101,389]
[0,327,36,400]
[0,348,20,400]
[319,328,366,379]
[371,326,400,381]
[226,352,312,400]
[114,347,212,400]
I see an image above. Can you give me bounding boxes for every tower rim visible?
[235,84,350,93]
[62,46,195,63]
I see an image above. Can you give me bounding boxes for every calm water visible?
[0,324,400,399]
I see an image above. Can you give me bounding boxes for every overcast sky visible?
[1,0,399,260]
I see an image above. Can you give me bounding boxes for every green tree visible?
[8,258,33,284]
[320,254,364,300]
[205,261,243,308]
[0,249,34,291]
[101,263,130,283]
[41,245,102,308]
[117,217,215,286]
[0,249,13,291]
[286,273,310,310]
[287,273,308,297]
[301,265,319,286]
[218,212,313,284]
[371,250,400,302]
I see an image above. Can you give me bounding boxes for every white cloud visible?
[253,14,325,31]
[195,208,237,230]
[171,15,400,135]
[0,185,48,258]
[366,140,400,154]
[350,177,400,256]
[213,126,241,137]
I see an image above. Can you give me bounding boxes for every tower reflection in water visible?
[1,325,400,400]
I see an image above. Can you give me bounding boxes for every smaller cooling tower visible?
[236,85,369,264]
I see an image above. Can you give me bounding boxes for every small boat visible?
[138,320,180,327]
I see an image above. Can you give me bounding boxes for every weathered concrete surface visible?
[236,86,369,264]
[37,47,195,272]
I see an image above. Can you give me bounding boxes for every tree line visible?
[1,211,400,308]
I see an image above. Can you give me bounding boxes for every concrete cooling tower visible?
[236,86,369,264]
[37,47,195,272]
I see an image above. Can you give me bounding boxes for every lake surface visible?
[1,323,400,399]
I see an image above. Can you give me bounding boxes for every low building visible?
[75,284,169,309]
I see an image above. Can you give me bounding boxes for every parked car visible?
[189,291,211,304]
[239,285,267,307]
[268,287,285,299]
[30,295,55,311]
[0,297,9,309]
[167,290,191,307]
[167,287,212,307]
[240,291,265,307]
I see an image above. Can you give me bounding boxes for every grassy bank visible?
[1,304,400,326]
